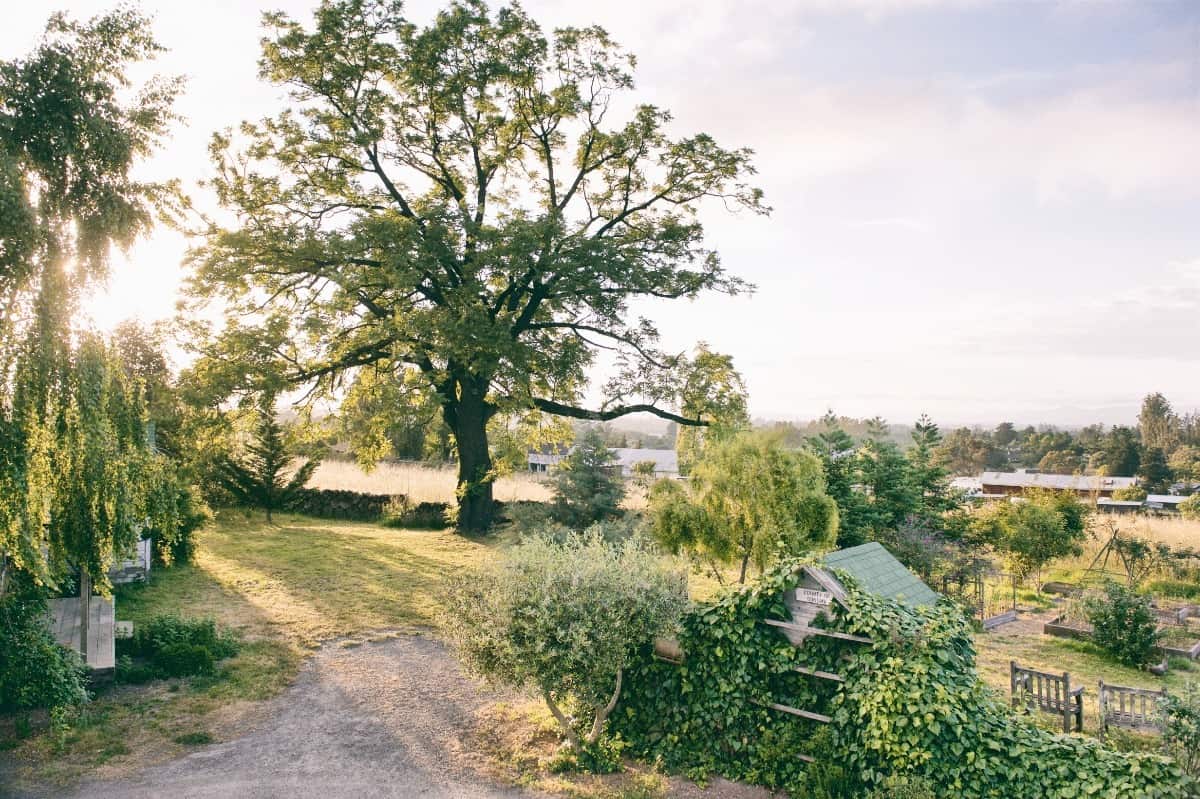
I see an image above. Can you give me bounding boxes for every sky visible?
[4,0,1200,427]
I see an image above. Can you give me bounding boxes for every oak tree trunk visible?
[448,385,496,533]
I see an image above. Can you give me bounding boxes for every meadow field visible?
[308,459,554,503]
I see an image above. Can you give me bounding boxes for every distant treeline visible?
[750,394,1198,488]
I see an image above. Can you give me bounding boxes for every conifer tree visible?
[217,397,319,523]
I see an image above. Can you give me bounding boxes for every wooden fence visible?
[1010,661,1084,733]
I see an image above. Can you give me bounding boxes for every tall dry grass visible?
[1050,513,1200,582]
[308,458,554,503]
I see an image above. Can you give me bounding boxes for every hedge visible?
[286,488,402,521]
[614,560,1194,798]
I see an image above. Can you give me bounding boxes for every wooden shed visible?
[774,542,940,645]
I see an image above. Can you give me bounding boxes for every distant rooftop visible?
[979,471,1136,491]
[1147,494,1189,505]
[610,447,678,473]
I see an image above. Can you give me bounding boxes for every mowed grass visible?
[309,458,554,503]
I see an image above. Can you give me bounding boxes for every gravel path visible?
[10,635,541,799]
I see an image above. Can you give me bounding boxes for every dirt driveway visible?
[9,635,541,799]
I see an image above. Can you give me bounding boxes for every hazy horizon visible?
[5,0,1199,425]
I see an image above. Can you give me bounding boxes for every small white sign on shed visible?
[795,588,834,606]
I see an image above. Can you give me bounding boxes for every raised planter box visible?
[983,610,1018,630]
[1160,638,1200,661]
[1154,605,1199,626]
[1044,614,1093,641]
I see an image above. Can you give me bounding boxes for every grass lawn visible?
[974,626,1198,739]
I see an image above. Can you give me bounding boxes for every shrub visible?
[442,532,687,757]
[1180,495,1200,521]
[116,614,239,680]
[1086,581,1161,667]
[382,499,451,529]
[1162,682,1200,777]
[551,429,625,527]
[0,594,88,712]
[115,655,157,685]
[647,431,837,585]
[154,642,215,677]
[1113,486,1149,502]
[122,614,239,662]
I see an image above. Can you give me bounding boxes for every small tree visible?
[1111,485,1148,502]
[1161,682,1200,777]
[1180,494,1200,521]
[648,431,838,584]
[216,396,319,522]
[1085,581,1160,667]
[551,429,624,527]
[970,491,1089,585]
[442,532,687,755]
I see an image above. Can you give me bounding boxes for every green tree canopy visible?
[189,0,765,530]
[648,431,837,584]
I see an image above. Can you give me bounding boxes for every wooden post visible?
[79,568,91,665]
[1062,671,1071,733]
[1098,680,1107,740]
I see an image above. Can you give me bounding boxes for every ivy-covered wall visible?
[614,561,1193,798]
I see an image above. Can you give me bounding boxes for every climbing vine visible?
[615,559,1194,798]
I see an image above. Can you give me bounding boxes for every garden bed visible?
[1043,614,1093,642]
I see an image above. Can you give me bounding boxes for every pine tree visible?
[217,397,319,523]
[552,429,625,527]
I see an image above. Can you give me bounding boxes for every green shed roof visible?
[820,542,940,608]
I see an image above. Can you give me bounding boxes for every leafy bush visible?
[615,559,1192,798]
[1112,486,1149,502]
[647,431,837,585]
[0,595,88,712]
[116,614,239,680]
[970,491,1088,583]
[122,615,239,661]
[442,531,687,757]
[382,499,451,529]
[115,655,157,685]
[551,429,625,527]
[155,642,215,677]
[1162,682,1200,777]
[1180,494,1200,521]
[1086,581,1161,667]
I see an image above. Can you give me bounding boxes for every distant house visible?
[525,444,679,479]
[1145,494,1189,514]
[610,447,679,478]
[527,443,569,473]
[979,470,1136,499]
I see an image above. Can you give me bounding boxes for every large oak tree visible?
[192,0,765,530]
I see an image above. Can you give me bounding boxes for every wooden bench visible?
[1010,661,1083,733]
[1098,680,1166,739]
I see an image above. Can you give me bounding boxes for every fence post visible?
[1062,671,1071,733]
[1098,680,1107,740]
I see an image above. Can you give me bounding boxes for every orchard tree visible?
[191,0,766,531]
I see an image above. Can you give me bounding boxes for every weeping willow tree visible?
[0,8,182,607]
